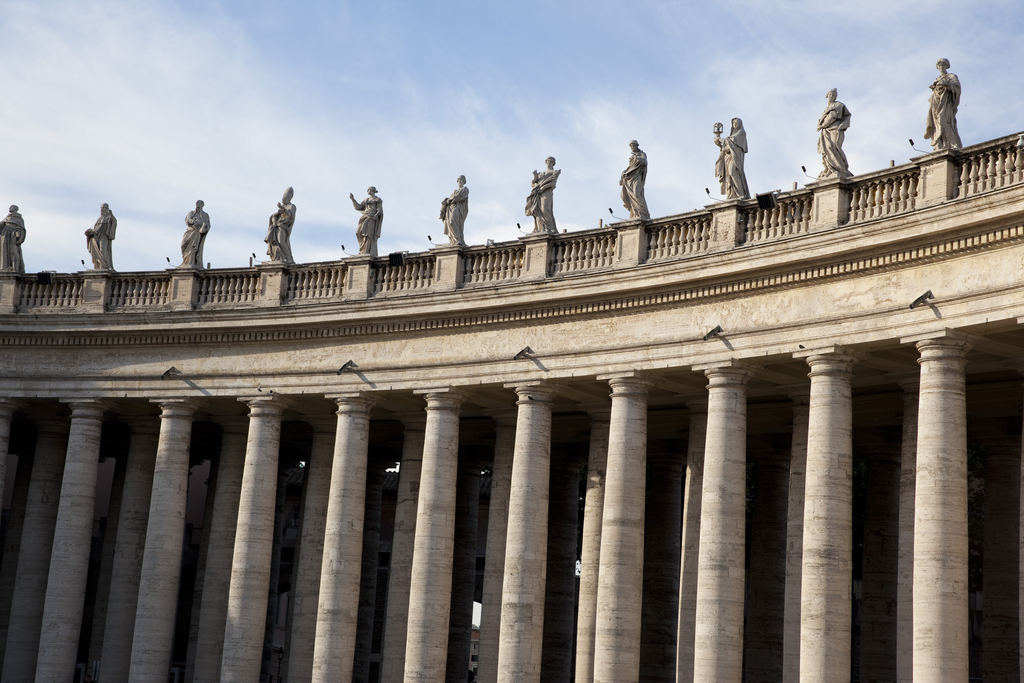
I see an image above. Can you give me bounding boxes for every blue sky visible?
[2,0,1022,273]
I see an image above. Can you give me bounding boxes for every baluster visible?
[987,151,998,191]
[1016,138,1024,183]
[969,155,981,194]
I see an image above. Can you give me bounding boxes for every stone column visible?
[477,410,517,683]
[380,413,426,683]
[355,461,386,683]
[97,418,160,683]
[744,449,789,683]
[1,419,68,683]
[895,380,918,683]
[185,451,219,682]
[192,418,248,683]
[912,337,969,683]
[219,395,286,683]
[541,449,583,683]
[693,363,753,683]
[860,439,901,683]
[640,443,683,683]
[283,417,336,683]
[0,443,33,669]
[87,453,127,671]
[782,390,810,683]
[593,373,651,683]
[0,400,18,525]
[574,404,611,683]
[35,399,108,683]
[404,387,466,683]
[799,351,857,683]
[310,394,373,682]
[128,399,197,682]
[981,436,1020,682]
[447,458,482,683]
[677,398,707,683]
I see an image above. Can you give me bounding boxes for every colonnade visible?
[0,332,1018,682]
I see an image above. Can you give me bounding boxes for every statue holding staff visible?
[180,200,211,268]
[439,176,469,247]
[0,205,26,273]
[620,140,650,220]
[351,186,383,257]
[924,58,963,151]
[525,156,560,234]
[817,89,852,179]
[713,119,749,199]
[266,187,296,264]
[86,203,117,271]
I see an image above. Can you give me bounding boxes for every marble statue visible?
[620,140,650,220]
[924,58,963,151]
[816,89,852,179]
[86,203,117,271]
[350,187,383,258]
[265,188,296,264]
[525,156,560,234]
[439,176,469,247]
[714,119,750,199]
[0,205,26,274]
[180,200,211,268]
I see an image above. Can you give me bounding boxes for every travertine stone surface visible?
[219,396,286,682]
[127,399,196,682]
[404,389,465,683]
[351,187,383,257]
[312,395,373,682]
[98,418,160,683]
[497,383,555,683]
[912,337,969,683]
[380,413,426,683]
[575,404,611,683]
[192,418,247,683]
[782,391,810,683]
[525,157,560,234]
[620,140,650,220]
[593,375,651,683]
[861,442,900,683]
[693,364,752,683]
[185,448,219,681]
[925,58,962,151]
[981,438,1020,682]
[477,410,516,683]
[440,176,469,247]
[88,454,127,671]
[640,445,682,683]
[355,463,386,682]
[447,461,481,683]
[180,199,211,268]
[713,119,749,199]
[799,352,857,683]
[0,449,31,668]
[816,89,852,179]
[1,419,67,683]
[896,383,918,683]
[677,398,707,683]
[266,187,296,264]
[284,418,336,683]
[0,400,17,523]
[86,203,116,271]
[35,400,107,683]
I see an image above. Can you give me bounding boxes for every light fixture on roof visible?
[909,291,935,309]
[513,346,535,360]
[702,325,723,342]
[337,360,358,374]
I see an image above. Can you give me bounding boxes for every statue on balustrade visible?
[924,58,962,151]
[620,140,650,220]
[350,187,383,257]
[439,176,469,247]
[180,200,211,268]
[85,203,116,271]
[525,156,560,234]
[0,205,26,273]
[265,187,296,264]
[816,89,852,179]
[713,118,749,199]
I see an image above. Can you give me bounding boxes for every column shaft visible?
[185,451,219,682]
[380,415,426,683]
[447,461,481,683]
[356,464,386,683]
[912,338,969,682]
[540,454,582,683]
[693,365,750,683]
[676,400,707,683]
[35,400,107,683]
[128,400,196,682]
[896,386,918,683]
[477,411,516,683]
[87,454,127,670]
[403,389,464,683]
[593,375,651,683]
[782,393,810,683]
[860,448,900,683]
[284,419,335,683]
[219,397,285,682]
[0,446,33,670]
[982,443,1020,682]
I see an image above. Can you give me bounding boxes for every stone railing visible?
[1,130,1021,315]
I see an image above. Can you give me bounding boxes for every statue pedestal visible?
[430,245,464,292]
[518,233,553,281]
[256,262,288,307]
[79,271,112,313]
[805,176,852,232]
[614,219,647,268]
[913,148,960,208]
[0,274,18,314]
[344,255,375,300]
[169,267,199,311]
[706,198,747,252]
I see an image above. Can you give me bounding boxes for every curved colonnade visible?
[0,135,1023,682]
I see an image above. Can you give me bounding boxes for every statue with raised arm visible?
[265,187,296,264]
[85,203,116,271]
[525,156,560,234]
[180,200,211,268]
[439,176,469,247]
[350,187,383,257]
[924,58,963,151]
[817,89,852,179]
[620,140,650,220]
[0,205,26,273]
[714,119,750,199]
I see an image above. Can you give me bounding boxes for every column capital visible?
[305,415,338,434]
[505,382,556,404]
[60,398,111,421]
[0,398,22,419]
[329,393,375,414]
[414,386,470,411]
[897,377,921,394]
[786,387,812,405]
[605,375,653,397]
[151,397,200,418]
[914,336,971,362]
[119,415,162,436]
[696,360,759,386]
[804,351,859,378]
[483,408,518,429]
[211,415,249,435]
[900,327,972,349]
[237,394,289,416]
[578,401,612,421]
[684,396,708,413]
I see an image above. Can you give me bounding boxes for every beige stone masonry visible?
[782,390,810,683]
[677,398,707,683]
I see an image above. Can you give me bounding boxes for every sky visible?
[2,0,1022,274]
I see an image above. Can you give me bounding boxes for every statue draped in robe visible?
[0,205,26,273]
[180,200,211,268]
[266,188,296,264]
[351,187,383,257]
[817,89,852,179]
[924,58,962,151]
[714,118,750,199]
[440,176,469,247]
[86,203,116,271]
[526,156,560,234]
[620,140,650,220]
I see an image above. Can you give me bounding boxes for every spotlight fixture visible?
[909,139,927,154]
[516,223,527,234]
[702,325,723,341]
[337,360,358,374]
[485,239,495,248]
[513,346,535,360]
[705,188,725,203]
[166,257,171,264]
[909,290,935,309]
[801,166,816,180]
[161,366,181,380]
[388,252,408,267]
[755,191,778,210]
